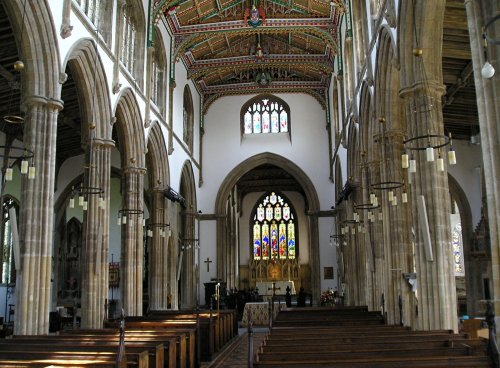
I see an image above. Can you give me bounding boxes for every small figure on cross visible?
[268,282,281,300]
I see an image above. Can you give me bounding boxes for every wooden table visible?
[241,302,284,327]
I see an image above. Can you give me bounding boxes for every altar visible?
[240,302,285,327]
[256,280,295,296]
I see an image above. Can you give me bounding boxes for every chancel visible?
[0,0,499,367]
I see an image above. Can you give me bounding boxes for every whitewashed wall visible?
[198,92,336,299]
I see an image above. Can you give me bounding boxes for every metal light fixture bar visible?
[146,222,170,238]
[181,238,199,250]
[0,145,35,181]
[68,183,105,211]
[484,14,500,45]
[402,4,457,171]
[329,234,345,247]
[354,202,380,211]
[370,181,404,191]
[340,218,366,235]
[117,208,144,226]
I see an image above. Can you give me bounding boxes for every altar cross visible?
[268,282,281,298]
[204,257,212,272]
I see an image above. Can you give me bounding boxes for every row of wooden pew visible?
[255,306,493,367]
[0,308,237,367]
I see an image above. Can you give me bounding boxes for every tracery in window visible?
[121,7,137,75]
[77,0,102,26]
[242,95,290,135]
[1,197,18,285]
[151,28,166,114]
[183,85,194,152]
[252,192,296,261]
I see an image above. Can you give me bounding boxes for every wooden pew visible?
[254,307,492,368]
[3,337,170,368]
[105,317,196,367]
[59,329,186,367]
[0,350,148,367]
[147,309,238,349]
[115,310,238,362]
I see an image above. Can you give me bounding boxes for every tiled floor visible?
[207,328,268,368]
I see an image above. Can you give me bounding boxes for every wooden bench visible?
[254,307,492,368]
[59,328,187,367]
[6,335,172,368]
[147,309,238,350]
[115,310,237,362]
[0,350,148,367]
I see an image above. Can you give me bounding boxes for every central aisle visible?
[206,328,268,368]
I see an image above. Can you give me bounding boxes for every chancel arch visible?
[215,152,321,304]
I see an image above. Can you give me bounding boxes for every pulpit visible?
[204,281,227,307]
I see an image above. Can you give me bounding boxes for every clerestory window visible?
[241,95,290,136]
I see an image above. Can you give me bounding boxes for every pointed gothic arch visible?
[178,161,197,308]
[215,152,321,304]
[114,88,146,167]
[113,87,146,316]
[145,121,171,310]
[2,0,60,99]
[63,38,113,140]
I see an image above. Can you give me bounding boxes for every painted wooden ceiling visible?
[159,0,343,110]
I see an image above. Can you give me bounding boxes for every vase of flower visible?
[320,289,335,306]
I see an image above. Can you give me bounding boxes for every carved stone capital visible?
[60,24,73,39]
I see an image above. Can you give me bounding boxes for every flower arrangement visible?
[320,288,335,306]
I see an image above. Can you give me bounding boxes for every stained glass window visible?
[452,223,465,276]
[241,95,290,135]
[1,197,18,285]
[151,27,166,114]
[252,193,296,261]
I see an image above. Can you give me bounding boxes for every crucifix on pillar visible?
[204,257,212,272]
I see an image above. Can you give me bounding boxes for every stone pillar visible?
[464,0,500,324]
[366,160,387,315]
[398,0,456,332]
[120,166,146,316]
[148,188,170,310]
[80,139,113,328]
[382,129,413,327]
[14,96,63,335]
[400,86,457,331]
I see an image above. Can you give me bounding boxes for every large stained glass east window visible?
[252,192,296,261]
[242,95,290,135]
